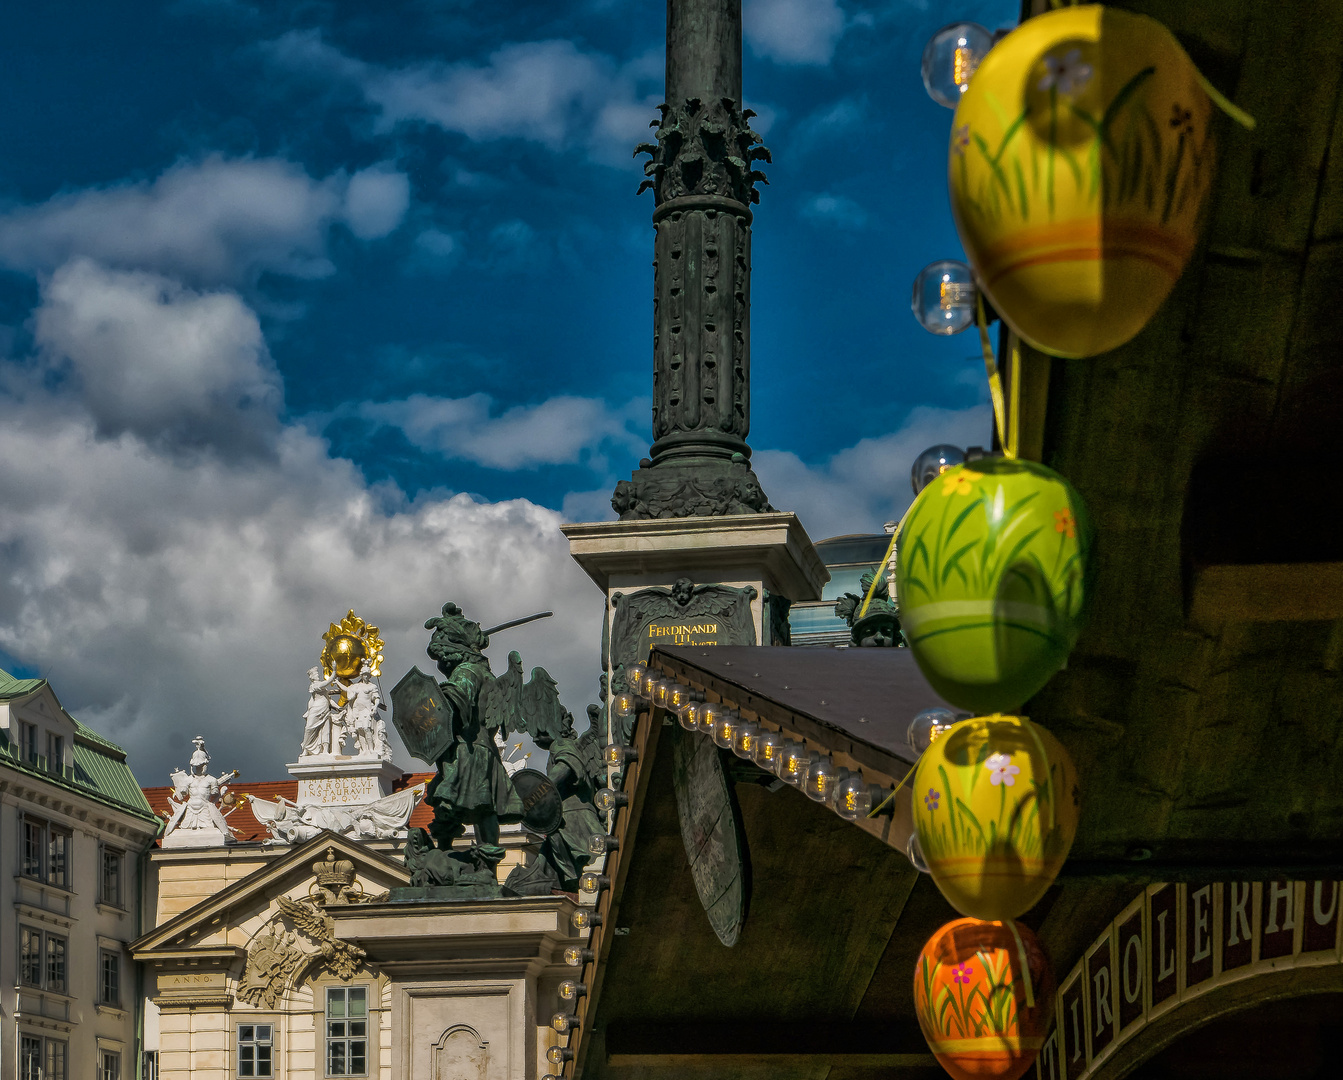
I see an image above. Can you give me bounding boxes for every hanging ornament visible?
[912,714,1078,920]
[915,917,1055,1080]
[896,458,1091,714]
[948,5,1222,358]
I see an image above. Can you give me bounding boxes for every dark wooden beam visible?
[1189,562,1343,622]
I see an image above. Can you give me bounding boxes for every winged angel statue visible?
[391,602,570,894]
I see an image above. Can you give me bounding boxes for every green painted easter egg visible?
[896,459,1092,713]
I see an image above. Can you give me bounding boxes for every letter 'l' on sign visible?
[1148,885,1178,1009]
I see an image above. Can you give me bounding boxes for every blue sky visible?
[0,0,1015,783]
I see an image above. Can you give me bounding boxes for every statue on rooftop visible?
[835,569,905,648]
[162,736,240,847]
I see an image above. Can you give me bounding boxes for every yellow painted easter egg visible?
[913,715,1078,920]
[950,6,1214,357]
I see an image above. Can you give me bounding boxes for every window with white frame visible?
[101,845,124,907]
[325,985,368,1076]
[19,815,72,888]
[47,731,64,774]
[20,1036,42,1080]
[142,1051,160,1080]
[19,720,38,761]
[98,1051,121,1080]
[238,1023,274,1078]
[100,949,121,1006]
[19,926,67,993]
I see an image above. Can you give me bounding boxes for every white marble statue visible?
[250,785,423,845]
[343,659,390,758]
[163,736,239,847]
[300,666,344,757]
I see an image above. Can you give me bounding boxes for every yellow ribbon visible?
[976,294,1015,459]
[1004,918,1036,1009]
[856,509,907,622]
[868,760,918,819]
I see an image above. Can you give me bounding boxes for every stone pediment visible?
[132,831,410,958]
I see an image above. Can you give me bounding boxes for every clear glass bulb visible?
[571,907,598,929]
[594,787,626,813]
[832,773,873,820]
[668,684,694,710]
[551,1012,576,1033]
[733,722,760,759]
[908,707,959,754]
[652,680,672,708]
[907,832,931,873]
[559,980,586,1000]
[644,675,666,703]
[602,744,625,768]
[778,743,810,786]
[678,702,701,731]
[587,833,616,855]
[611,691,636,719]
[712,713,739,749]
[563,946,589,967]
[911,445,967,496]
[912,259,977,335]
[752,728,784,770]
[578,871,607,893]
[626,662,648,692]
[546,1046,568,1065]
[921,22,993,108]
[805,758,844,803]
[698,701,725,735]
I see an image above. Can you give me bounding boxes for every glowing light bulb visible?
[611,692,636,719]
[832,773,874,820]
[578,872,609,893]
[733,722,760,759]
[908,707,959,754]
[698,702,725,735]
[603,743,636,768]
[652,680,672,709]
[910,446,967,496]
[752,728,784,771]
[551,1013,579,1034]
[921,22,993,108]
[805,758,845,803]
[912,260,977,335]
[712,713,740,749]
[594,787,627,813]
[626,662,649,693]
[668,684,695,710]
[571,906,600,930]
[778,743,811,787]
[559,980,587,1001]
[546,1046,572,1065]
[587,833,619,855]
[678,702,701,731]
[563,946,593,967]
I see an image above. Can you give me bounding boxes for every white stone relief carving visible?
[299,659,392,761]
[250,785,423,845]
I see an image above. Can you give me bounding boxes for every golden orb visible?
[328,634,367,678]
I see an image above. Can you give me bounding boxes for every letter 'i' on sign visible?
[1185,885,1214,987]
[1304,881,1341,952]
[1261,880,1296,959]
[1224,881,1253,971]
[1148,885,1178,1008]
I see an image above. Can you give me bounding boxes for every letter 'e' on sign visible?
[1147,884,1179,1012]
[1302,881,1341,954]
[1114,897,1146,1036]
[1184,883,1215,990]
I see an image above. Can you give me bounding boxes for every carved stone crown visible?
[314,847,356,888]
[636,97,771,207]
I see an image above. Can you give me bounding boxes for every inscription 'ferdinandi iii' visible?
[647,620,721,647]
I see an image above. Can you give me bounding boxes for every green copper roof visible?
[1,667,158,825]
[0,668,46,699]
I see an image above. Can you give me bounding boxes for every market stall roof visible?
[650,644,955,774]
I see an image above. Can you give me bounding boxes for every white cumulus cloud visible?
[355,392,647,470]
[0,156,409,285]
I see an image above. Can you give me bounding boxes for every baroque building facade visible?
[1,667,162,1080]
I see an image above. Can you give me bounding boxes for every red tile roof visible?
[142,772,436,844]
